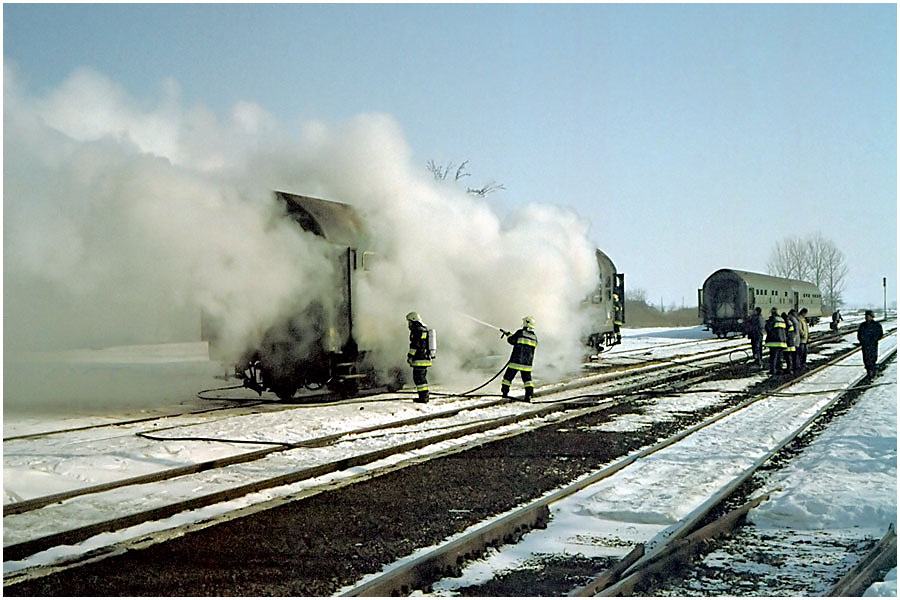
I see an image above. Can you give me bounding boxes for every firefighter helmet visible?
[406,311,421,322]
[522,315,536,328]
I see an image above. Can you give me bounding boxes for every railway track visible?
[337,331,896,596]
[4,321,850,444]
[2,322,878,587]
[1,332,788,576]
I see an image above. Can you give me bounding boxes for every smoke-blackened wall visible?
[4,65,599,410]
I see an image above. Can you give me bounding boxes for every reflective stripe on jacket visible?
[507,327,537,370]
[408,322,432,367]
[764,316,787,348]
[785,318,796,351]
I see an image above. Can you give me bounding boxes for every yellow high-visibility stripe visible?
[517,339,537,347]
[508,363,533,371]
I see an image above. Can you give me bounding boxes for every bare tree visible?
[465,181,506,197]
[626,287,648,305]
[767,233,848,309]
[818,239,849,310]
[426,159,470,182]
[426,159,505,197]
[768,237,810,280]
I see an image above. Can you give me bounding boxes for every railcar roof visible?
[595,248,617,272]
[275,191,368,247]
[705,268,821,293]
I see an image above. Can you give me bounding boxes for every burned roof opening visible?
[275,191,368,247]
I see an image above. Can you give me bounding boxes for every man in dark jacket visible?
[857,310,884,377]
[501,316,538,401]
[797,308,811,371]
[746,307,765,368]
[406,311,432,403]
[764,308,787,376]
[830,310,843,331]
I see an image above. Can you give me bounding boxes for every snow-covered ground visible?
[646,358,898,597]
[4,314,894,594]
[414,321,897,596]
[0,320,830,503]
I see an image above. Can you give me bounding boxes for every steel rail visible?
[826,525,897,597]
[6,331,881,572]
[2,396,612,562]
[4,336,752,518]
[0,320,865,443]
[1,401,268,442]
[2,383,408,443]
[2,335,767,571]
[577,344,898,596]
[572,493,772,597]
[3,396,517,516]
[341,336,895,597]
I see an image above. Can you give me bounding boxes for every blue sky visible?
[4,3,897,308]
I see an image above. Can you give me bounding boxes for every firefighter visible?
[784,310,800,374]
[857,310,884,377]
[613,293,623,344]
[764,308,787,376]
[746,306,765,368]
[406,312,432,403]
[501,316,538,401]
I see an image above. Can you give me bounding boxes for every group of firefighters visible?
[743,306,811,375]
[404,305,884,404]
[404,312,537,404]
[746,307,884,377]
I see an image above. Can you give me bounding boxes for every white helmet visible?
[406,311,421,323]
[522,315,535,328]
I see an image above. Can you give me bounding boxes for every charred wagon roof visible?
[275,191,368,247]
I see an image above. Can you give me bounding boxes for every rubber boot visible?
[524,387,533,402]
[415,390,429,403]
[501,385,510,398]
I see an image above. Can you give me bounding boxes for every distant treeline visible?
[624,299,702,328]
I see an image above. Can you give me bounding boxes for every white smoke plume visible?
[4,64,600,410]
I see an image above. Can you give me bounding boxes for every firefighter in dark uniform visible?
[783,311,799,374]
[746,306,765,368]
[857,310,884,377]
[764,308,787,376]
[613,293,624,344]
[406,312,432,403]
[501,316,538,401]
